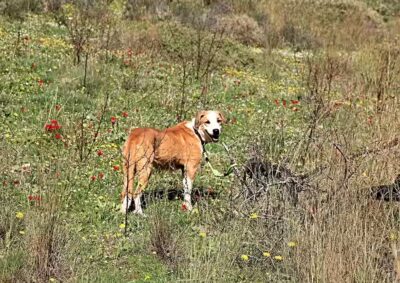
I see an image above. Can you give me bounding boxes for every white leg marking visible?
[121,196,132,214]
[133,193,143,215]
[183,176,193,211]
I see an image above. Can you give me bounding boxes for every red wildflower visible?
[181,203,188,211]
[45,120,61,131]
[97,150,103,156]
[274,99,280,106]
[111,116,117,125]
[291,100,300,105]
[98,172,104,180]
[28,195,42,202]
[38,79,44,87]
[122,111,128,118]
[282,99,287,107]
[54,133,62,140]
[55,104,61,111]
[113,165,120,171]
[91,175,97,181]
[292,107,299,112]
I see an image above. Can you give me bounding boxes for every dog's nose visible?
[213,129,220,136]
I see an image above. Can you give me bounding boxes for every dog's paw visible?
[181,202,193,211]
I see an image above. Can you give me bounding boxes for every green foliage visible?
[0,2,400,282]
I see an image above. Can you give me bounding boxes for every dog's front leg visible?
[183,175,193,211]
[133,193,143,214]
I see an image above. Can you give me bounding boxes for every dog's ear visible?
[195,111,206,128]
[217,111,226,124]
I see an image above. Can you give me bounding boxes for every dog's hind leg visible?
[132,157,153,215]
[121,153,136,214]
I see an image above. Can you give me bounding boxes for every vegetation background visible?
[0,0,399,282]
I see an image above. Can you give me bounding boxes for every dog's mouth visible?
[206,131,219,142]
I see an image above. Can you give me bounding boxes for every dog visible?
[120,110,225,214]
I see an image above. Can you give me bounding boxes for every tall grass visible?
[0,0,399,282]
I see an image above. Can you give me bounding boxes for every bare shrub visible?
[42,0,66,12]
[241,148,311,206]
[119,23,161,57]
[125,0,171,20]
[215,14,263,46]
[300,51,351,161]
[356,42,400,113]
[0,0,43,20]
[24,200,72,282]
[281,20,319,51]
[149,213,182,270]
[57,1,120,64]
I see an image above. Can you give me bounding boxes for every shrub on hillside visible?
[125,0,171,20]
[0,0,42,20]
[215,14,263,46]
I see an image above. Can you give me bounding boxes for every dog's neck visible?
[192,126,209,162]
[193,127,205,146]
[186,118,208,157]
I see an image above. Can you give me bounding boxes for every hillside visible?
[1,0,399,282]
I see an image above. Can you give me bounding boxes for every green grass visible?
[1,3,400,282]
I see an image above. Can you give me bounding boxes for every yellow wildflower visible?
[287,241,297,247]
[16,212,24,219]
[274,255,283,261]
[263,251,271,257]
[199,231,207,238]
[249,213,258,219]
[241,254,249,261]
[119,223,126,229]
[19,230,25,235]
[390,232,398,241]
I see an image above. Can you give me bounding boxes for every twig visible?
[85,91,111,159]
[78,52,90,162]
[333,143,349,190]
[124,152,131,236]
[350,137,399,159]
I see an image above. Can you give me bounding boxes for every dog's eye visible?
[205,120,210,124]
[217,119,222,123]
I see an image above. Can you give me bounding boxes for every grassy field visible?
[0,0,400,282]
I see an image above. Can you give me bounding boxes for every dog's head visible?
[194,110,226,143]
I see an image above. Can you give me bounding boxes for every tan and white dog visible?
[120,110,225,214]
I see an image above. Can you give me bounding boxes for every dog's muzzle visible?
[211,129,220,141]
